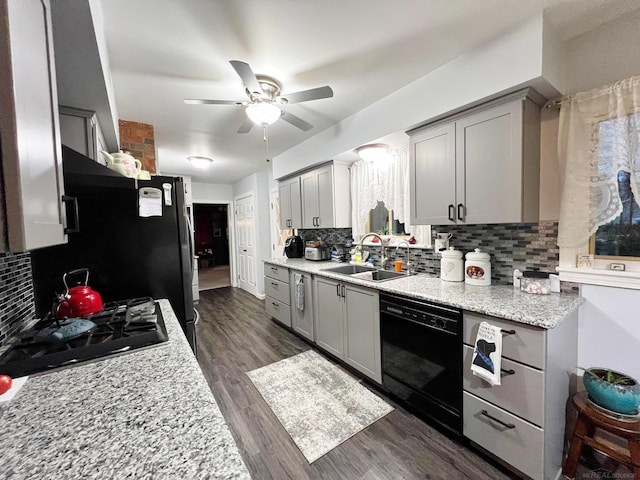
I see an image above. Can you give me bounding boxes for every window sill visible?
[361,241,430,249]
[557,266,640,290]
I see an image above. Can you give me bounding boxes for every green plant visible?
[580,367,636,386]
[378,225,389,235]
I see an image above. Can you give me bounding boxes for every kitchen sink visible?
[350,270,407,282]
[322,264,408,282]
[322,264,374,275]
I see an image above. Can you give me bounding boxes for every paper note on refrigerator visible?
[138,187,163,217]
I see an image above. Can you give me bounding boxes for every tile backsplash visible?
[0,252,34,348]
[301,222,563,286]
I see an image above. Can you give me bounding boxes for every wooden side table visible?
[563,391,640,479]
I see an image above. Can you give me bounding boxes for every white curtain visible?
[351,148,431,244]
[558,75,640,247]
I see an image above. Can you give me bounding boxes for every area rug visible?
[246,350,393,463]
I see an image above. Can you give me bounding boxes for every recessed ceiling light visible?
[187,156,213,169]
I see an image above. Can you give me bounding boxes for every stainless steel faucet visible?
[359,232,389,269]
[395,240,413,275]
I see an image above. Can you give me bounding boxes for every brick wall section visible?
[118,119,157,173]
[0,252,34,349]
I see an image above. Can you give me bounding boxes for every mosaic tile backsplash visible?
[300,222,562,286]
[0,252,34,348]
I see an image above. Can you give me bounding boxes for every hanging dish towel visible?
[294,273,305,311]
[471,321,503,386]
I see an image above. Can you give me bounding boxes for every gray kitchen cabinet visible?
[409,90,542,225]
[265,264,291,327]
[289,270,314,341]
[344,284,380,383]
[300,162,351,229]
[278,176,302,229]
[59,106,107,165]
[314,276,344,358]
[314,275,381,383]
[0,0,67,253]
[462,310,578,480]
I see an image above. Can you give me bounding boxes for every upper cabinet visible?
[0,0,68,252]
[279,161,351,230]
[59,106,108,164]
[278,176,302,229]
[409,90,542,225]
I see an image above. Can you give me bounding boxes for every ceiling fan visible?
[184,60,333,133]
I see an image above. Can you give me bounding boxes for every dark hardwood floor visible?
[195,287,519,480]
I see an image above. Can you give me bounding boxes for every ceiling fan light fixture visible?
[187,155,214,169]
[355,143,390,162]
[246,102,281,125]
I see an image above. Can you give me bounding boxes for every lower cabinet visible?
[315,276,381,383]
[462,310,578,480]
[264,265,291,327]
[289,269,314,341]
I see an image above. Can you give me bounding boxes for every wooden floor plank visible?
[195,287,519,480]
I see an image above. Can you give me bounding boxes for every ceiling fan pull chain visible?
[264,125,271,163]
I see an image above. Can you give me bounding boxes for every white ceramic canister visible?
[440,247,464,282]
[465,248,492,286]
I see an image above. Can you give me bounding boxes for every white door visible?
[235,193,257,295]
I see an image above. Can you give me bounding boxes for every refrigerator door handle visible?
[186,214,195,276]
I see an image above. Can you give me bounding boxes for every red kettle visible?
[53,269,103,319]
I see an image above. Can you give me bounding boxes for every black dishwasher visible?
[380,293,462,435]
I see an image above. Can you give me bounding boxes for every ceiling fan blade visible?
[279,86,333,105]
[281,110,313,131]
[184,98,244,105]
[237,117,254,134]
[229,60,263,97]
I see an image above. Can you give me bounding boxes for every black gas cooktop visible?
[0,298,168,377]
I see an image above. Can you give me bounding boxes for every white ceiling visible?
[99,0,640,183]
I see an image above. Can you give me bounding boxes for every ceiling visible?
[99,0,640,183]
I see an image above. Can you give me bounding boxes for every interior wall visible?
[579,285,640,380]
[191,182,233,203]
[273,15,550,179]
[563,8,640,94]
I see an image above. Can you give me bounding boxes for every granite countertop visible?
[0,300,250,480]
[265,258,583,329]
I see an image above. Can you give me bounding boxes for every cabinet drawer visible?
[265,264,289,283]
[265,278,290,305]
[463,392,543,480]
[265,298,291,327]
[463,312,545,369]
[463,345,544,427]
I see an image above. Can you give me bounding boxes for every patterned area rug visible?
[246,350,393,463]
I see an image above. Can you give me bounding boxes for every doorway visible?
[194,203,231,290]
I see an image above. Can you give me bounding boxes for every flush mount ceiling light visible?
[355,143,390,162]
[187,155,213,169]
[245,102,282,125]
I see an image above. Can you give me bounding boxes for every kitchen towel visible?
[294,273,305,311]
[471,321,502,386]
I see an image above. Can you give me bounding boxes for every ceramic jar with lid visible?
[465,248,491,286]
[440,247,464,282]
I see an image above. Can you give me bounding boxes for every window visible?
[367,201,409,236]
[592,171,640,259]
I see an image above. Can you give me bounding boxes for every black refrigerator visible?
[30,146,197,353]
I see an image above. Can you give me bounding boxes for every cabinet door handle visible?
[62,195,80,234]
[341,284,346,298]
[448,204,455,222]
[457,203,465,221]
[270,267,278,272]
[271,282,278,287]
[336,284,340,298]
[272,302,279,309]
[480,410,516,429]
[501,329,516,336]
[500,368,516,376]
[316,216,320,227]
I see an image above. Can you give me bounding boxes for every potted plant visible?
[582,367,640,415]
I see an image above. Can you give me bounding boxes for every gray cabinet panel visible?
[290,270,314,341]
[265,299,291,328]
[314,277,344,358]
[463,345,544,427]
[344,285,381,383]
[464,392,543,480]
[410,123,456,225]
[463,311,545,369]
[265,264,290,283]
[278,177,302,229]
[315,165,334,228]
[265,278,290,305]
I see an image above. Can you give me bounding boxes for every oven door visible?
[381,297,462,434]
